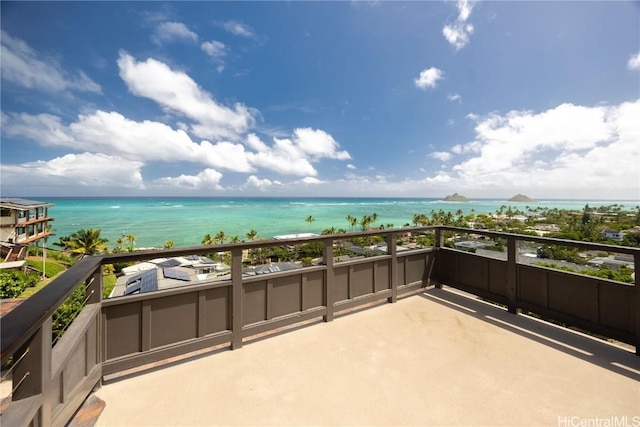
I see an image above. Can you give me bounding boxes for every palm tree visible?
[305,215,315,232]
[202,233,214,245]
[66,229,108,257]
[321,227,337,235]
[229,235,241,243]
[214,231,227,244]
[346,215,357,232]
[245,229,258,241]
[53,235,72,250]
[114,237,124,251]
[163,240,174,249]
[125,234,136,252]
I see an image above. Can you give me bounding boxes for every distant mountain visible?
[443,193,470,202]
[508,194,536,202]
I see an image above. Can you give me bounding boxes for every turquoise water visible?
[40,197,639,249]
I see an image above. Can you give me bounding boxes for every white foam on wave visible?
[111,206,121,209]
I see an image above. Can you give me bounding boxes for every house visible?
[0,198,54,261]
[601,229,626,241]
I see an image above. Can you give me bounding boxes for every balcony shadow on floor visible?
[418,286,640,381]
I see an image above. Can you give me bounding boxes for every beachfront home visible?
[601,229,626,241]
[0,198,54,261]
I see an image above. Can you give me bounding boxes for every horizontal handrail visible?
[438,226,640,255]
[1,256,101,360]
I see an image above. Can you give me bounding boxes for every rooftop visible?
[93,287,639,426]
[0,198,53,209]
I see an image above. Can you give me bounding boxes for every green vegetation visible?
[0,270,39,298]
[26,258,67,278]
[103,272,118,299]
[52,286,86,343]
[535,262,633,283]
[56,228,109,256]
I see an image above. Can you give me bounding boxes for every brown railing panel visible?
[598,281,635,334]
[302,270,324,310]
[271,275,302,319]
[203,286,231,335]
[49,302,102,427]
[104,302,142,360]
[352,262,375,298]
[396,256,406,286]
[518,265,548,307]
[333,265,349,303]
[458,252,489,292]
[244,281,267,325]
[149,293,198,349]
[374,259,390,292]
[547,271,598,323]
[487,258,508,297]
[404,252,429,285]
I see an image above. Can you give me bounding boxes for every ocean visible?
[39,197,639,249]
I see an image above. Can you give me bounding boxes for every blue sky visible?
[1,1,639,199]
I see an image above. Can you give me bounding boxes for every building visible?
[601,229,626,241]
[0,198,54,261]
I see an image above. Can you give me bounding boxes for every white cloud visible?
[0,153,144,190]
[415,67,444,90]
[435,100,640,198]
[347,164,357,170]
[447,93,461,102]
[302,177,323,185]
[1,110,255,172]
[430,151,452,162]
[2,112,350,179]
[201,40,227,58]
[153,22,198,45]
[292,128,351,160]
[425,171,453,184]
[220,20,256,38]
[442,0,475,50]
[154,168,223,190]
[628,52,640,71]
[117,52,256,140]
[246,130,350,176]
[0,30,101,94]
[243,175,281,190]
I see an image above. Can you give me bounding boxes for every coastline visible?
[38,197,639,249]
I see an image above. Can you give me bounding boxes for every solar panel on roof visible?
[163,268,191,282]
[124,269,158,295]
[156,258,182,268]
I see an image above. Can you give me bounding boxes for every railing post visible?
[231,248,244,350]
[387,232,398,303]
[434,227,443,289]
[86,266,103,304]
[635,252,640,356]
[506,236,520,314]
[435,227,444,248]
[323,239,334,322]
[13,317,53,426]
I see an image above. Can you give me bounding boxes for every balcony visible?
[1,227,639,426]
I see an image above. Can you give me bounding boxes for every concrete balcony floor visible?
[94,287,640,426]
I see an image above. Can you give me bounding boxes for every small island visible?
[508,194,536,202]
[443,193,470,202]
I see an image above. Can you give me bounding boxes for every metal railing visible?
[1,227,638,427]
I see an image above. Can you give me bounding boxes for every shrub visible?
[0,270,40,298]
